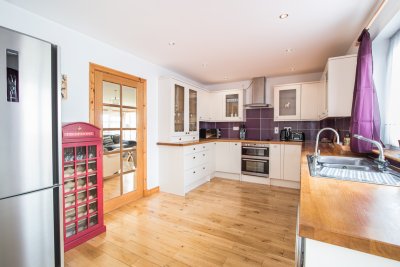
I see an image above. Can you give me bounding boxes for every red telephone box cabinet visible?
[62,122,106,251]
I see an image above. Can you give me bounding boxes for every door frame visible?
[89,63,148,213]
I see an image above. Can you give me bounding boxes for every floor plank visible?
[65,178,300,267]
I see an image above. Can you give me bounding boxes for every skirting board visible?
[185,176,210,193]
[214,171,240,180]
[241,174,270,185]
[144,186,160,196]
[270,178,300,189]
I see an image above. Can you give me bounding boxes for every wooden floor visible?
[65,178,300,267]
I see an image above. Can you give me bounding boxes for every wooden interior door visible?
[89,63,147,213]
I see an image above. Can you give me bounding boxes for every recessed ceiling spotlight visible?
[223,76,228,80]
[168,41,176,46]
[202,63,208,68]
[279,13,289,19]
[290,66,296,71]
[285,48,294,53]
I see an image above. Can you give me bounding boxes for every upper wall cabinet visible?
[320,55,357,118]
[158,77,199,142]
[198,89,212,121]
[274,82,322,121]
[274,84,301,121]
[221,90,244,121]
[200,89,244,122]
[301,82,323,121]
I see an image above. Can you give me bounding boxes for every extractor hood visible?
[245,77,271,107]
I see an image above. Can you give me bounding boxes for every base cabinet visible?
[304,238,400,267]
[269,144,301,187]
[215,142,241,174]
[159,143,215,196]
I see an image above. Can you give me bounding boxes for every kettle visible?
[280,128,291,141]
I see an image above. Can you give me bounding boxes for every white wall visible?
[0,0,204,189]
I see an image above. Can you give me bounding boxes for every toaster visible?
[289,131,305,142]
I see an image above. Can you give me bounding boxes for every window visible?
[381,30,400,147]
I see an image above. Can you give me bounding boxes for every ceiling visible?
[6,0,379,85]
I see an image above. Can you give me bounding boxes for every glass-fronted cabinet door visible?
[225,94,239,118]
[189,89,197,132]
[174,84,185,134]
[221,90,243,121]
[274,84,301,120]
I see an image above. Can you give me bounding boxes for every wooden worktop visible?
[373,148,400,163]
[299,142,400,261]
[157,138,303,146]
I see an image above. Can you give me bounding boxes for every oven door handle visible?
[242,147,269,150]
[242,159,268,163]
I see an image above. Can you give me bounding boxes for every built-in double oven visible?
[241,143,269,177]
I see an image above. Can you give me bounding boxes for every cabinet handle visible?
[203,154,205,156]
[193,148,196,150]
[203,146,205,149]
[235,143,238,146]
[193,171,196,174]
[193,156,196,159]
[179,138,182,141]
[203,167,205,170]
[193,137,195,139]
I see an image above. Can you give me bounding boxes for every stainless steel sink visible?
[307,155,400,186]
[317,156,373,171]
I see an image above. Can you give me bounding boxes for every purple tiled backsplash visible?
[199,108,351,141]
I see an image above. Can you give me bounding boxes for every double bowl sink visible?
[307,155,400,186]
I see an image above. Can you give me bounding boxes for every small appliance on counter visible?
[199,128,221,139]
[289,131,305,142]
[280,128,291,141]
[239,124,247,140]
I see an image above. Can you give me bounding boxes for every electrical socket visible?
[274,127,279,134]
[233,126,239,131]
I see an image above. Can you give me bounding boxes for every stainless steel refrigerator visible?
[0,26,63,267]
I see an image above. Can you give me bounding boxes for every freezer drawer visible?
[0,26,56,199]
[0,187,61,267]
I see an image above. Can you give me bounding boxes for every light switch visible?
[233,126,239,131]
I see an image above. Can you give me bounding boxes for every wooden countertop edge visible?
[299,222,400,261]
[299,145,400,261]
[157,139,304,146]
[372,149,400,163]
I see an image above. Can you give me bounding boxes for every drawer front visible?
[184,153,202,170]
[198,163,212,177]
[184,166,201,186]
[184,149,211,170]
[183,143,209,155]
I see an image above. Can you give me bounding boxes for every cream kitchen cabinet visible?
[198,89,212,121]
[274,84,301,121]
[274,82,322,121]
[269,144,281,179]
[321,54,357,118]
[208,90,244,122]
[215,142,241,174]
[159,142,215,196]
[158,77,199,142]
[269,144,301,184]
[221,90,244,121]
[301,82,323,121]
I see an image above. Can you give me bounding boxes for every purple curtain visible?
[350,29,382,153]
